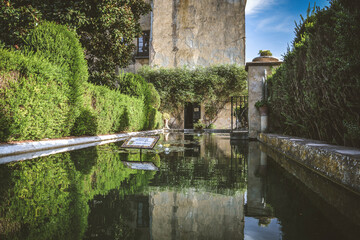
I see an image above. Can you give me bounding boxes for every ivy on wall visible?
[138,65,247,124]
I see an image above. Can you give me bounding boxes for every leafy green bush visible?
[0,22,162,141]
[24,22,88,116]
[194,119,206,130]
[114,72,161,110]
[0,48,72,141]
[258,50,272,56]
[114,72,147,98]
[268,1,360,147]
[79,83,162,135]
[145,83,161,110]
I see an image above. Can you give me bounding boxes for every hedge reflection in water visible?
[0,133,247,240]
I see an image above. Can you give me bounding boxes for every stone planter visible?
[164,119,170,129]
[252,56,279,63]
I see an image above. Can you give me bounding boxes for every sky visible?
[245,0,331,62]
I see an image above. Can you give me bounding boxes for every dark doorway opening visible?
[184,103,201,129]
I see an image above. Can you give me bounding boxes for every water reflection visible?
[0,133,359,240]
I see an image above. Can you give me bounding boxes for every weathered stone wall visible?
[150,0,246,67]
[259,133,360,194]
[211,102,233,129]
[260,141,360,229]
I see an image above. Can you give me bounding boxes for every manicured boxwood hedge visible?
[0,22,162,142]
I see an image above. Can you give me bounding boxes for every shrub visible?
[0,22,162,141]
[268,1,360,147]
[194,120,206,130]
[258,50,272,56]
[114,72,161,109]
[79,83,162,135]
[24,22,88,113]
[145,83,161,110]
[0,48,72,141]
[114,72,147,98]
[162,113,170,120]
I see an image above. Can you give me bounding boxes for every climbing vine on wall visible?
[138,64,247,124]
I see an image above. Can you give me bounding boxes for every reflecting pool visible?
[0,133,359,240]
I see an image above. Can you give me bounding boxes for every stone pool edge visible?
[0,129,164,157]
[258,133,360,194]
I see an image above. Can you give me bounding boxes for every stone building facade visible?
[125,0,247,129]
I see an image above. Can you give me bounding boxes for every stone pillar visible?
[246,56,282,139]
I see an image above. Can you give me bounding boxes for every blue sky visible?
[245,0,331,62]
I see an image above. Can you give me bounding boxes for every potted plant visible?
[252,50,279,63]
[194,119,206,131]
[255,99,269,116]
[258,50,273,57]
[163,112,170,129]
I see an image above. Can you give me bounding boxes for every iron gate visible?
[231,96,248,131]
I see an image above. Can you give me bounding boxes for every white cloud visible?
[246,0,277,15]
[255,15,293,33]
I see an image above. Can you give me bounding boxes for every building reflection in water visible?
[101,136,279,240]
[122,134,247,240]
[245,142,274,224]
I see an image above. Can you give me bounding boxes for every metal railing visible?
[231,96,248,131]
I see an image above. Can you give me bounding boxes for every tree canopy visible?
[0,0,151,84]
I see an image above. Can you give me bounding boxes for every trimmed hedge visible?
[78,82,162,136]
[268,1,360,147]
[24,22,88,124]
[0,22,162,141]
[0,49,72,140]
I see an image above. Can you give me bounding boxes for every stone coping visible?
[245,61,283,71]
[0,129,164,158]
[165,129,233,133]
[258,133,360,194]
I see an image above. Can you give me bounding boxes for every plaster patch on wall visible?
[151,0,246,67]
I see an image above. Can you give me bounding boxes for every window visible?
[137,30,150,57]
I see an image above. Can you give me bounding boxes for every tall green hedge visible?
[24,22,88,125]
[0,22,162,141]
[268,0,360,147]
[77,82,161,136]
[0,49,72,140]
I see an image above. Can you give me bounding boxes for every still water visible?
[0,133,359,240]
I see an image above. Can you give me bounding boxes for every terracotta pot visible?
[259,106,268,116]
